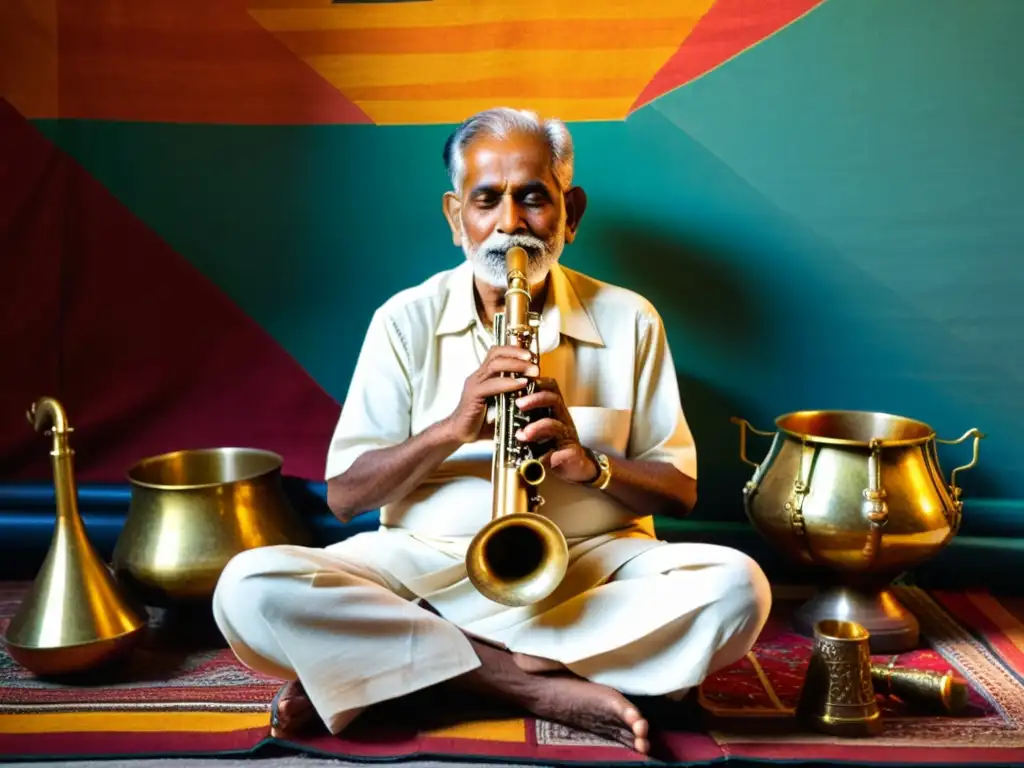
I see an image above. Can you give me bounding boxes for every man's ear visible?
[563,186,588,244]
[442,191,464,246]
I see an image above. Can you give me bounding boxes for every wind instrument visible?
[4,397,148,676]
[465,247,569,607]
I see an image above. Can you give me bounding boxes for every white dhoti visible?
[213,522,772,734]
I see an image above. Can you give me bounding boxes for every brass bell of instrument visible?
[466,484,570,607]
[465,246,569,607]
[3,397,148,676]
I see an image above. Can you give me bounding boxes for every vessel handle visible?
[936,428,985,502]
[860,438,888,565]
[730,417,776,469]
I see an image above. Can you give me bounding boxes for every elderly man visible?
[212,107,771,754]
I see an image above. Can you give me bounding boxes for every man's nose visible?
[496,195,527,235]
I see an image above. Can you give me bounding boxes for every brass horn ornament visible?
[4,398,148,676]
[871,658,969,715]
[732,410,984,653]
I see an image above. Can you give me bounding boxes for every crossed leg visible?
[213,537,770,755]
[213,542,654,752]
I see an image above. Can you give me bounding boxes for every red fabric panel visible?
[631,0,827,112]
[0,99,340,482]
[0,103,63,480]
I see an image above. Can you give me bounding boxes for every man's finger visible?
[515,390,560,411]
[482,357,538,378]
[485,346,534,363]
[476,377,530,399]
[516,418,566,444]
[548,448,577,468]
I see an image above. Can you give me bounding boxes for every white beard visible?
[461,219,566,289]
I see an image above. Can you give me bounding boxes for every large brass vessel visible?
[465,246,569,607]
[4,398,148,676]
[732,410,984,653]
[112,447,312,606]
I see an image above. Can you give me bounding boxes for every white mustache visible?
[478,232,548,259]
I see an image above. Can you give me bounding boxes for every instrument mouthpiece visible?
[506,246,528,275]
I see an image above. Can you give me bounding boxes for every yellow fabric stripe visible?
[307,49,679,89]
[272,17,701,56]
[424,717,527,742]
[248,0,713,31]
[357,98,633,125]
[341,77,646,103]
[0,711,269,734]
[746,651,791,713]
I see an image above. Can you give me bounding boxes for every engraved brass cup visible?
[732,410,984,653]
[796,619,882,738]
[112,448,312,606]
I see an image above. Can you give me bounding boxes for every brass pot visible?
[732,410,984,653]
[112,448,312,606]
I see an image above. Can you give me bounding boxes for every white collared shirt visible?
[326,260,697,540]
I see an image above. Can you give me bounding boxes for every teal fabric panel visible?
[31,0,1023,518]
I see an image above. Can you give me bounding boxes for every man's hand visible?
[514,378,600,485]
[446,346,538,444]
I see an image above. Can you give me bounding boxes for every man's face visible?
[444,131,582,289]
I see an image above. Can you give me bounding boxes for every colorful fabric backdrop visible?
[1,0,1022,521]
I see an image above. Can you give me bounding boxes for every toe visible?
[277,698,295,721]
[622,706,648,737]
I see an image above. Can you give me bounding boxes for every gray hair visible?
[443,107,574,193]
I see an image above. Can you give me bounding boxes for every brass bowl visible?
[112,447,312,606]
[732,410,984,653]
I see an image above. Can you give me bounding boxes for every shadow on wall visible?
[595,214,770,354]
[589,214,781,521]
[584,211,1002,505]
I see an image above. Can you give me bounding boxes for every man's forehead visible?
[461,133,557,190]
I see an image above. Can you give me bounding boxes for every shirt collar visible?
[435,260,604,350]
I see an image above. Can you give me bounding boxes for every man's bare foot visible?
[270,679,317,738]
[532,674,650,753]
[451,640,650,754]
[512,652,566,674]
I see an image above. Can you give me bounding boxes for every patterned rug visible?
[1,581,1024,765]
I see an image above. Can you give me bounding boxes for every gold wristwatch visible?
[586,450,612,491]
